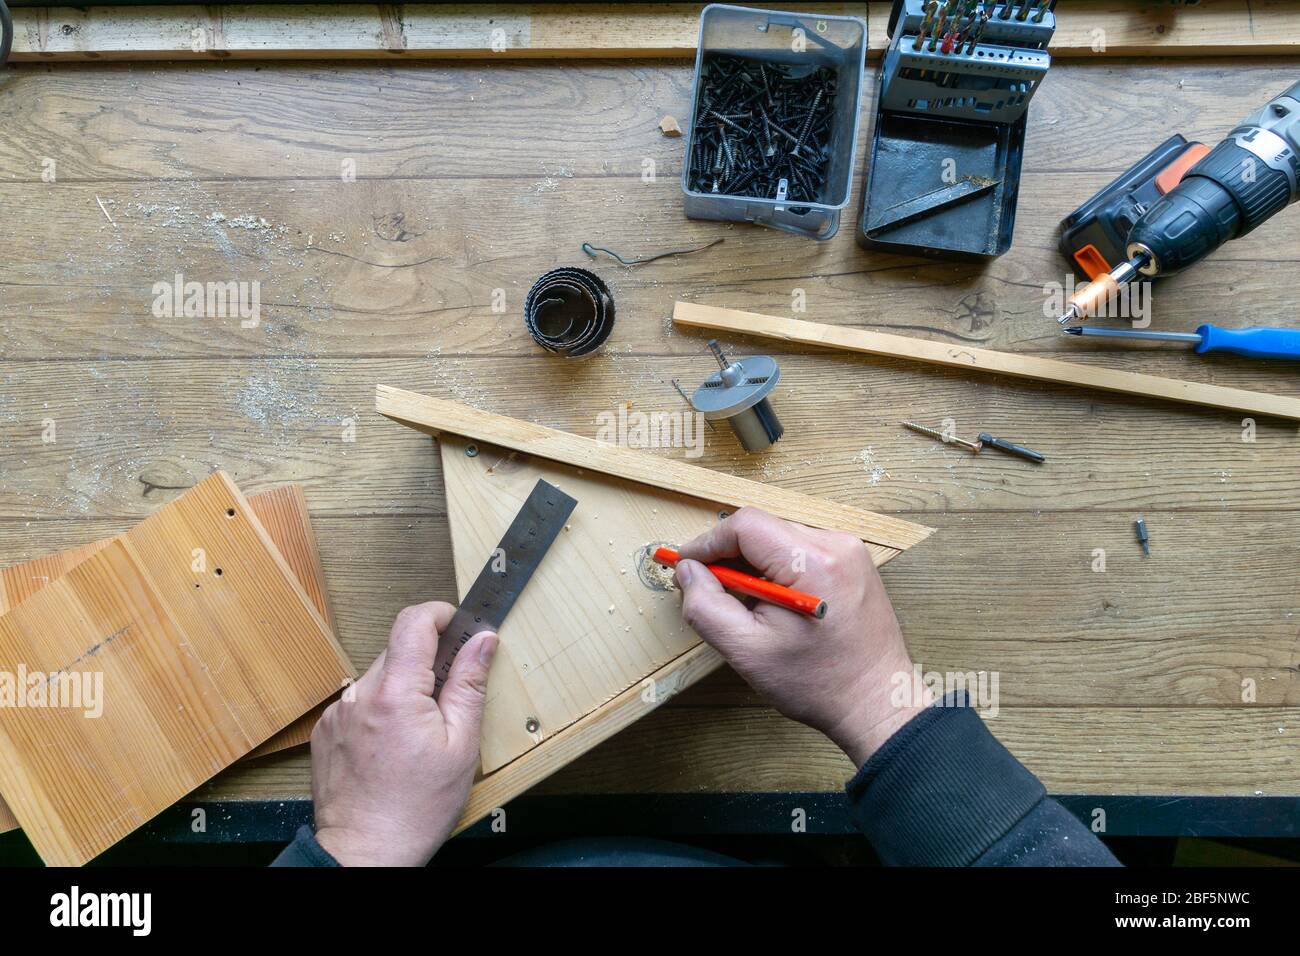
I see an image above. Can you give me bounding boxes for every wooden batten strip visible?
[375,385,933,555]
[672,302,1300,423]
[8,2,1296,62]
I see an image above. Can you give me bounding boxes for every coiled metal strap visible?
[523,267,615,357]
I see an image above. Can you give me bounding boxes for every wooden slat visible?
[8,2,1296,62]
[378,385,933,554]
[7,165,1300,358]
[0,59,1289,185]
[674,302,1300,422]
[0,473,356,865]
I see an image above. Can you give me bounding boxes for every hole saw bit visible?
[1057,79,1300,325]
[690,340,783,453]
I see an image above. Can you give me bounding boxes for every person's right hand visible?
[674,507,930,766]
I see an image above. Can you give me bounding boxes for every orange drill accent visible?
[1155,143,1210,195]
[1072,243,1111,281]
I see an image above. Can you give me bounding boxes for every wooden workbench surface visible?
[0,52,1297,813]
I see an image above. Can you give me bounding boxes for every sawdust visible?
[634,542,679,592]
[853,446,889,486]
[231,367,357,446]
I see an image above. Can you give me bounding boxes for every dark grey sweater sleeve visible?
[271,825,341,867]
[845,694,1120,866]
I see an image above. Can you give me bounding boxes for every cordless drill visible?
[1057,80,1300,325]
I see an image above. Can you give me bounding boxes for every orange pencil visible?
[652,546,828,619]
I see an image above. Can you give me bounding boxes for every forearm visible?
[844,693,1120,867]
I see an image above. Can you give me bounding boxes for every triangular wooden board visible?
[443,435,733,772]
[381,388,932,792]
[0,473,356,865]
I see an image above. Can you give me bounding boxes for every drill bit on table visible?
[902,421,1046,463]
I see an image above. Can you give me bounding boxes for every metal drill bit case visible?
[858,0,1055,259]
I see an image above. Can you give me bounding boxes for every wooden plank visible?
[0,60,1288,185]
[8,2,1296,62]
[9,167,1300,359]
[201,704,1300,802]
[6,3,855,60]
[378,385,933,555]
[0,484,338,834]
[240,485,339,761]
[673,302,1300,422]
[0,472,356,866]
[3,356,1296,524]
[7,508,1294,713]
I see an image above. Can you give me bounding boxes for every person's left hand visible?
[311,601,497,866]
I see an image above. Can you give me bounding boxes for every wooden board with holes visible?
[0,473,356,866]
[0,483,338,835]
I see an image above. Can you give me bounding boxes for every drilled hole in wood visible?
[226,508,236,518]
[214,568,223,576]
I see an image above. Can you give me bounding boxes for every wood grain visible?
[0,58,1290,185]
[380,386,932,554]
[3,355,1295,519]
[0,484,337,834]
[674,303,1300,422]
[6,508,1292,712]
[0,473,356,865]
[9,2,1296,62]
[1,51,1297,815]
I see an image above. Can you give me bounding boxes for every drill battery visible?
[1058,135,1210,280]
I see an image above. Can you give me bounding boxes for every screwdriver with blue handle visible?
[1063,324,1300,361]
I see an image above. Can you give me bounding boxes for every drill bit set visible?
[903,0,1050,86]
[857,0,1056,259]
[686,53,837,206]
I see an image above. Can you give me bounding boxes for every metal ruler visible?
[433,478,577,696]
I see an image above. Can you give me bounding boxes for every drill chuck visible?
[1126,79,1300,277]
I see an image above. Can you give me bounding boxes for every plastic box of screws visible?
[681,4,867,240]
